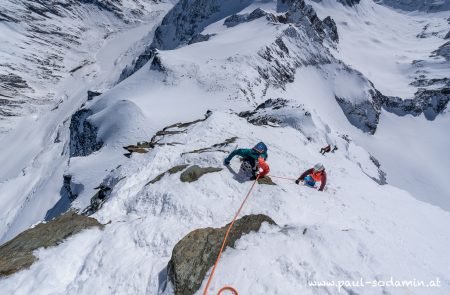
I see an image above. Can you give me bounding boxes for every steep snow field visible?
[311,0,450,210]
[0,1,174,243]
[0,0,449,294]
[312,0,450,98]
[1,112,450,295]
[0,0,172,130]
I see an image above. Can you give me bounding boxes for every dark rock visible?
[153,0,254,50]
[223,8,276,28]
[0,10,19,22]
[337,0,360,6]
[146,164,189,185]
[223,13,249,28]
[375,0,450,12]
[62,175,81,201]
[335,93,381,134]
[181,137,237,155]
[124,112,213,157]
[338,82,450,134]
[180,165,222,183]
[323,16,339,42]
[410,77,450,87]
[168,165,190,174]
[0,74,30,117]
[445,31,450,40]
[119,48,157,82]
[87,90,102,101]
[124,147,149,154]
[120,0,254,79]
[257,176,276,185]
[239,98,288,126]
[150,54,166,72]
[0,212,102,277]
[238,98,315,139]
[382,88,450,120]
[44,175,84,221]
[167,214,276,295]
[69,108,103,157]
[369,155,387,185]
[81,174,126,216]
[432,41,450,61]
[188,34,215,45]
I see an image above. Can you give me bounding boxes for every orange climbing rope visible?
[203,175,260,295]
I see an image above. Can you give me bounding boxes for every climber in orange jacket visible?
[295,163,327,191]
[225,141,270,180]
[256,157,270,178]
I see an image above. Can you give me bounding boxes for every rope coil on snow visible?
[217,286,239,295]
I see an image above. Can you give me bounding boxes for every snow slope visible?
[311,0,450,210]
[1,112,449,294]
[0,0,171,131]
[312,0,450,98]
[0,0,449,294]
[0,1,174,243]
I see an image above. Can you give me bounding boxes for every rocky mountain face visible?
[120,0,449,135]
[0,0,161,132]
[0,0,449,294]
[375,0,450,12]
[69,108,103,157]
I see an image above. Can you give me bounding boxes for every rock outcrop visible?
[432,41,450,61]
[120,0,254,80]
[167,214,276,295]
[337,0,361,7]
[258,176,276,185]
[0,212,102,277]
[147,164,189,185]
[382,88,450,120]
[180,165,222,183]
[69,108,103,157]
[224,8,277,28]
[376,0,450,12]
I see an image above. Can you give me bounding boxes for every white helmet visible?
[313,163,325,172]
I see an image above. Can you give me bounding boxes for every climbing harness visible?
[203,175,260,295]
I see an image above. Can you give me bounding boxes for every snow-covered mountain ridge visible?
[0,0,169,132]
[0,0,449,294]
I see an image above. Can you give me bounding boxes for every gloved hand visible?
[295,179,300,185]
[224,159,230,166]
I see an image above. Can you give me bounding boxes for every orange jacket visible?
[257,157,270,177]
[298,168,327,191]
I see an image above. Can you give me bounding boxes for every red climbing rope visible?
[217,286,239,295]
[269,175,298,181]
[203,175,260,295]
